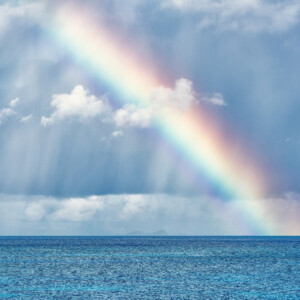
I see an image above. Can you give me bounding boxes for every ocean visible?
[0,236,299,299]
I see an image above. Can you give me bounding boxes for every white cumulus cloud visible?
[9,97,19,107]
[0,97,34,125]
[203,93,226,106]
[111,130,124,138]
[0,108,15,124]
[0,98,19,124]
[114,104,152,128]
[20,114,33,123]
[113,78,198,128]
[150,78,196,111]
[41,85,111,126]
[41,79,223,130]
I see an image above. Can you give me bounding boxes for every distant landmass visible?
[125,230,168,236]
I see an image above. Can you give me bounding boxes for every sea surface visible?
[0,236,299,299]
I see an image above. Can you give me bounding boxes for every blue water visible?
[0,236,299,299]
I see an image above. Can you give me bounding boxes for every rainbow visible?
[49,4,297,235]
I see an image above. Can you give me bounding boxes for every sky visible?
[0,0,299,235]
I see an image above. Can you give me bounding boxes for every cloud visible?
[0,98,35,125]
[25,200,47,221]
[150,78,196,111]
[24,196,105,222]
[0,97,34,125]
[163,0,300,33]
[0,192,299,235]
[9,97,19,107]
[120,194,149,220]
[50,197,105,222]
[41,85,111,126]
[114,78,226,128]
[41,79,197,129]
[0,108,15,124]
[111,130,124,138]
[42,79,222,129]
[114,104,152,128]
[20,114,33,123]
[24,195,149,223]
[113,78,197,128]
[0,2,45,34]
[0,97,19,124]
[2,193,227,235]
[18,194,196,224]
[203,93,226,106]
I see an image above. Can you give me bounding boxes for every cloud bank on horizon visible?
[1,193,299,235]
[0,0,299,235]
